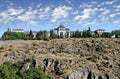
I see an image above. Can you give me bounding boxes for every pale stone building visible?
[95,29,105,36]
[53,25,70,38]
[13,29,24,32]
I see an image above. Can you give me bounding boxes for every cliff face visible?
[68,67,118,79]
[0,38,120,79]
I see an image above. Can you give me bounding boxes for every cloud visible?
[109,14,116,18]
[17,7,36,21]
[51,5,72,22]
[102,0,117,5]
[114,5,120,9]
[91,1,98,5]
[0,8,25,23]
[0,0,119,28]
[74,8,98,21]
[77,19,97,26]
[38,6,51,19]
[66,0,72,5]
[101,9,110,15]
[37,3,42,8]
[113,20,120,25]
[80,3,93,8]
[9,8,25,16]
[98,8,110,21]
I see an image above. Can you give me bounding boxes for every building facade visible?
[53,25,70,38]
[13,29,24,32]
[95,29,105,36]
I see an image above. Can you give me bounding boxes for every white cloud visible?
[38,7,51,19]
[80,4,93,8]
[109,14,116,18]
[102,0,117,5]
[17,9,36,21]
[74,15,81,20]
[98,0,117,7]
[91,1,98,5]
[114,5,120,9]
[51,5,72,22]
[78,19,97,26]
[66,0,72,5]
[100,16,109,21]
[102,9,110,15]
[114,5,120,12]
[71,10,78,15]
[9,8,25,16]
[45,7,51,12]
[99,8,110,19]
[74,8,98,21]
[37,3,42,8]
[113,20,120,24]
[17,6,52,22]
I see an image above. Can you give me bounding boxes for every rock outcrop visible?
[68,67,118,79]
[0,38,120,79]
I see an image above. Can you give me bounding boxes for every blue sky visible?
[0,0,120,37]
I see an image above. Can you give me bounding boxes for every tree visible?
[88,27,91,32]
[29,30,34,40]
[50,30,58,39]
[82,30,92,38]
[111,30,120,38]
[1,31,26,40]
[74,30,79,38]
[7,28,11,32]
[36,30,49,41]
[101,32,111,38]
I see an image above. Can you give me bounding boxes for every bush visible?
[0,61,52,79]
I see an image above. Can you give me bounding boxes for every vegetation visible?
[2,31,26,40]
[111,30,120,38]
[0,61,52,79]
[71,27,92,38]
[101,32,111,38]
[1,28,120,40]
[36,30,49,41]
[50,30,58,39]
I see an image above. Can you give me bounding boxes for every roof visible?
[54,24,70,30]
[25,31,39,33]
[58,24,65,28]
[13,29,24,31]
[96,29,105,31]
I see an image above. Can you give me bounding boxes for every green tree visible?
[28,30,34,40]
[1,31,26,40]
[111,30,120,38]
[50,30,58,39]
[82,30,92,38]
[36,30,49,41]
[101,32,111,38]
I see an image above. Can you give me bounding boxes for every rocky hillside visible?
[0,38,120,79]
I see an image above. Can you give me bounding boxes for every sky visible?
[0,0,120,37]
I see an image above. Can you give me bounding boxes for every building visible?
[13,29,24,32]
[53,24,70,38]
[12,25,106,38]
[25,31,38,38]
[95,29,105,36]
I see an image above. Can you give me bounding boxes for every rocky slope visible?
[0,38,120,79]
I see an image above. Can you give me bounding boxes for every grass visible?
[0,38,119,78]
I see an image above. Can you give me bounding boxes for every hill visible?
[0,38,120,79]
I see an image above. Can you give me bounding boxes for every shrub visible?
[0,61,52,79]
